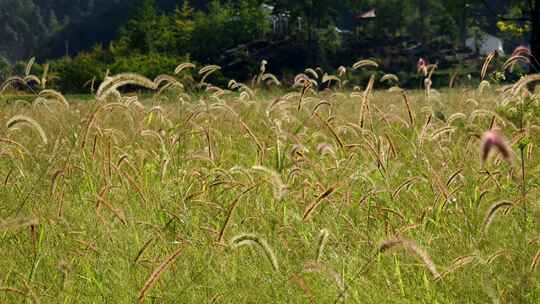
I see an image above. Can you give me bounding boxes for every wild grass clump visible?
[1,55,540,303]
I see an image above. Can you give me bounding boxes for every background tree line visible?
[0,0,534,92]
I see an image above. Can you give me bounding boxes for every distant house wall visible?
[269,14,290,35]
[465,33,504,55]
[261,4,287,35]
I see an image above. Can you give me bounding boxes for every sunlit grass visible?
[1,66,540,303]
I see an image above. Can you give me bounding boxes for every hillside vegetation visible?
[0,0,532,93]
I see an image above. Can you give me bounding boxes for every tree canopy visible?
[0,0,535,91]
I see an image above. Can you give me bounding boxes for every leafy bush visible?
[314,26,343,68]
[0,56,10,80]
[50,48,194,93]
[111,53,184,78]
[51,53,107,93]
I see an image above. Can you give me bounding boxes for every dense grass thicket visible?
[1,57,540,303]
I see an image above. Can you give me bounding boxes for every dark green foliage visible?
[42,0,270,92]
[0,0,537,92]
[0,0,48,61]
[111,53,183,79]
[52,53,108,93]
[0,56,10,81]
[191,1,269,63]
[116,0,169,54]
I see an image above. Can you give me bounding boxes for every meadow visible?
[1,58,540,303]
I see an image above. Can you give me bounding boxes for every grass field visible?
[1,67,540,303]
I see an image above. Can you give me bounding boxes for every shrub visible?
[51,53,107,93]
[111,52,182,79]
[0,55,10,81]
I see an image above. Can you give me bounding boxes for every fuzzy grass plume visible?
[377,236,440,279]
[229,233,279,271]
[137,246,184,303]
[481,201,513,235]
[0,217,39,231]
[316,229,330,262]
[6,115,48,145]
[481,130,512,163]
[96,73,157,100]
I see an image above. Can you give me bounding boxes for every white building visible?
[261,4,290,35]
[465,32,504,55]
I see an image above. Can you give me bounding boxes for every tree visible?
[269,0,342,66]
[0,0,48,61]
[117,0,160,53]
[444,0,473,46]
[172,1,195,55]
[477,0,537,70]
[191,0,268,64]
[191,1,234,62]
